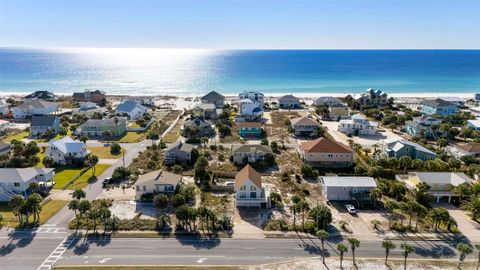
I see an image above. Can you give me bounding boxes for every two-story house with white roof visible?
[46,136,90,165]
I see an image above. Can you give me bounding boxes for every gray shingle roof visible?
[31,115,58,127]
[232,144,272,154]
[201,91,225,101]
[421,98,455,108]
[49,136,86,154]
[136,170,182,185]
[116,100,147,113]
[0,168,54,183]
[15,99,58,110]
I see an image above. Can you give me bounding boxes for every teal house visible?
[382,139,436,161]
[238,122,263,138]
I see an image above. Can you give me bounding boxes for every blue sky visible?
[0,0,479,49]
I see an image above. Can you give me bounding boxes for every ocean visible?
[0,48,479,96]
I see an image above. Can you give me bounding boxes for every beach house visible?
[72,90,106,105]
[30,115,61,138]
[239,91,264,106]
[356,88,388,107]
[338,114,378,136]
[234,164,270,208]
[396,172,474,203]
[164,140,194,165]
[238,121,263,138]
[231,144,273,165]
[25,91,56,101]
[238,98,263,119]
[77,118,127,138]
[0,119,9,132]
[298,137,354,168]
[314,96,344,107]
[467,118,480,130]
[192,103,220,120]
[135,170,183,200]
[278,95,301,109]
[447,143,480,158]
[46,136,89,166]
[116,100,148,120]
[381,139,436,161]
[0,142,12,156]
[290,116,321,137]
[420,99,458,116]
[328,104,350,120]
[12,99,59,119]
[182,117,215,138]
[404,115,441,138]
[201,91,225,109]
[0,168,55,202]
[320,176,377,206]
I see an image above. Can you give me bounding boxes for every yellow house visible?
[328,105,349,120]
[396,172,474,203]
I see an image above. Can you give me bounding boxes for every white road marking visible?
[37,235,76,270]
[196,258,207,264]
[99,258,111,264]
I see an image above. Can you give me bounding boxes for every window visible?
[250,186,256,191]
[136,186,140,191]
[250,192,257,198]
[14,183,20,187]
[143,185,146,191]
[240,192,246,198]
[240,185,246,191]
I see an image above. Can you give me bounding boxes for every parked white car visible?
[345,204,356,214]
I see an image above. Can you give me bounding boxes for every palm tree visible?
[457,243,472,268]
[98,207,111,234]
[9,195,25,225]
[369,188,382,208]
[72,189,86,200]
[88,207,100,234]
[78,200,92,227]
[89,155,99,176]
[316,230,329,264]
[26,193,43,223]
[348,238,360,266]
[297,200,310,232]
[371,219,381,231]
[382,240,396,265]
[385,199,398,228]
[113,117,119,137]
[337,243,348,269]
[401,242,414,270]
[68,199,80,221]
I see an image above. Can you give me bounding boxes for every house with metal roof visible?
[234,164,270,208]
[298,137,354,168]
[239,91,264,106]
[355,88,388,107]
[396,172,474,203]
[30,115,61,138]
[467,118,480,130]
[46,136,90,165]
[12,99,59,119]
[134,170,183,200]
[238,98,263,120]
[420,98,458,116]
[0,168,55,201]
[24,91,56,101]
[320,176,377,206]
[381,139,436,161]
[116,100,148,120]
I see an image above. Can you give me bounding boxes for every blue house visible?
[404,115,441,138]
[420,99,458,116]
[238,122,263,138]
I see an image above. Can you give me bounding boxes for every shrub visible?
[218,154,225,162]
[260,138,269,145]
[173,165,183,174]
[110,143,121,155]
[42,156,55,168]
[172,194,186,208]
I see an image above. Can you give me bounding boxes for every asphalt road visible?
[0,231,473,270]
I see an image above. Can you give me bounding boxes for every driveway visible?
[434,202,480,243]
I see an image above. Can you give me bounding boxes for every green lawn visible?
[69,164,110,190]
[39,200,68,224]
[53,167,84,189]
[127,121,142,128]
[163,121,182,143]
[106,131,145,143]
[0,202,18,228]
[36,151,46,168]
[1,130,29,142]
[87,146,125,159]
[0,199,68,228]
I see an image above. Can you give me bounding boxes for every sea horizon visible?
[1,48,479,96]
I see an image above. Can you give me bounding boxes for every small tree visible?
[337,243,348,269]
[154,194,169,213]
[68,199,80,221]
[382,240,396,265]
[72,188,86,200]
[401,242,414,270]
[110,143,121,155]
[172,194,186,208]
[371,219,381,231]
[42,156,55,168]
[316,230,329,264]
[457,243,472,268]
[89,154,99,176]
[348,238,360,266]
